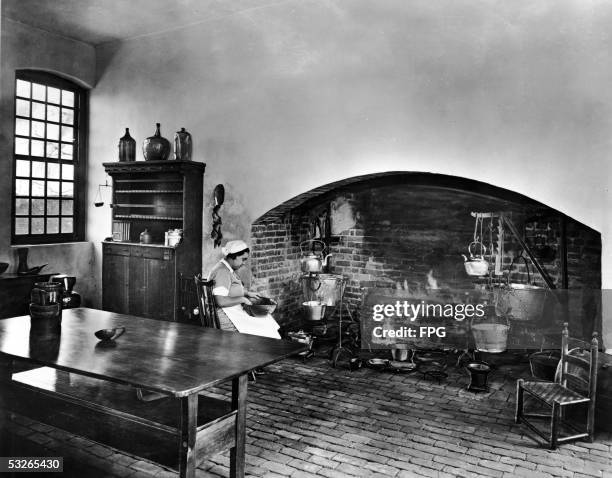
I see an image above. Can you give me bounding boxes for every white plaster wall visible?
[86,1,612,345]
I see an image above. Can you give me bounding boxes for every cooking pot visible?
[462,241,489,276]
[300,239,332,273]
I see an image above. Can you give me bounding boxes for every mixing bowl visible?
[244,297,277,317]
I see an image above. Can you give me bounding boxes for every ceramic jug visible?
[143,123,170,161]
[31,282,63,305]
[140,229,153,244]
[174,127,192,161]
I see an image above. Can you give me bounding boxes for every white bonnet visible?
[221,240,249,257]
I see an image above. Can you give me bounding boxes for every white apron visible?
[222,304,281,339]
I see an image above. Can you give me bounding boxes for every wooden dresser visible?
[102,160,205,321]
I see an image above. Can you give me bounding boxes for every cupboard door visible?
[144,256,175,320]
[102,253,130,314]
[129,255,175,321]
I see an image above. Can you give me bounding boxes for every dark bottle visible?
[143,123,171,161]
[118,128,136,162]
[17,247,29,274]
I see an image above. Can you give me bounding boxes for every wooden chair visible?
[515,322,598,449]
[194,273,220,329]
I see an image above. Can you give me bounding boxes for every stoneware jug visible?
[140,229,153,244]
[174,127,192,161]
[31,282,63,305]
[142,123,170,161]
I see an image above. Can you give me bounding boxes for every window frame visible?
[11,70,88,245]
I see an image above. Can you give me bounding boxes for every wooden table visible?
[0,308,306,477]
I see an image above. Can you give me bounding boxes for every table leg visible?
[230,373,248,478]
[0,357,14,437]
[178,394,198,478]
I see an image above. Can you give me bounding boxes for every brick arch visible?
[250,171,601,332]
[253,171,553,224]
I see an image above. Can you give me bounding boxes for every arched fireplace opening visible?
[249,172,601,334]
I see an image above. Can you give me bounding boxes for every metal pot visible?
[302,301,326,321]
[462,241,489,276]
[463,256,489,276]
[300,239,332,273]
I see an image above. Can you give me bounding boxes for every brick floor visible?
[1,352,611,477]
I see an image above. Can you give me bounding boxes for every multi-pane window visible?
[12,71,86,244]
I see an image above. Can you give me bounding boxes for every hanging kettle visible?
[300,239,332,273]
[462,241,489,276]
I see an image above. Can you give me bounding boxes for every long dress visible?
[207,260,281,339]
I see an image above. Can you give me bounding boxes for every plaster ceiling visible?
[2,0,283,46]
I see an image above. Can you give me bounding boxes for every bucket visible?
[303,301,326,321]
[471,323,509,353]
[498,256,548,321]
[529,350,561,381]
[503,284,548,321]
[301,274,343,306]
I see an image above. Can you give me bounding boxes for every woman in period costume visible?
[207,240,281,339]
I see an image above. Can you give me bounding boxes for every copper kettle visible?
[300,240,332,273]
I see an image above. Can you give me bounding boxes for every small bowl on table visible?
[244,297,277,317]
[94,327,125,342]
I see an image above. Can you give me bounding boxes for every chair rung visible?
[557,433,589,443]
[564,354,590,369]
[523,413,550,419]
[518,417,549,442]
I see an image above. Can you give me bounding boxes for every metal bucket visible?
[302,301,326,321]
[301,274,343,306]
[471,323,510,353]
[529,350,561,381]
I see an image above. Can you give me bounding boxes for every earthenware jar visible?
[140,229,153,244]
[118,127,136,162]
[30,282,63,305]
[142,123,170,161]
[173,127,192,161]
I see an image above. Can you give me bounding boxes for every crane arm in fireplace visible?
[470,212,556,289]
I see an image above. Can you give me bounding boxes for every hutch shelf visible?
[102,160,205,321]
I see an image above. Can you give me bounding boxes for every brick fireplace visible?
[249,173,601,337]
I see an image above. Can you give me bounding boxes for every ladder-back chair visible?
[515,322,598,449]
[194,273,220,329]
[194,273,256,381]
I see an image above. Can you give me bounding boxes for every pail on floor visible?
[471,323,510,353]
